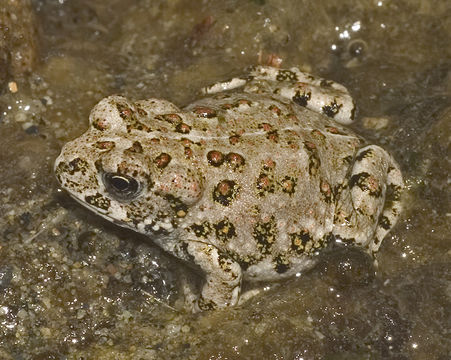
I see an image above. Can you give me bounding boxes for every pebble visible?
[362,116,389,130]
[8,82,18,93]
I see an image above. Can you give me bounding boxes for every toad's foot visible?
[186,241,242,312]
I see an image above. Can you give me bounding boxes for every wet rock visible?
[0,0,39,82]
[316,245,376,288]
[0,265,13,289]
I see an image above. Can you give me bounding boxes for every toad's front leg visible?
[186,240,242,311]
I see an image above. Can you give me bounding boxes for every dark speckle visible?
[126,120,150,132]
[268,104,282,115]
[225,152,245,170]
[85,193,110,211]
[266,130,279,142]
[197,295,217,310]
[95,141,115,150]
[135,106,148,117]
[154,153,172,169]
[253,217,277,255]
[349,172,382,197]
[157,113,182,125]
[176,123,191,134]
[236,99,252,107]
[229,134,241,145]
[92,117,109,131]
[290,230,312,254]
[311,129,326,141]
[274,254,290,273]
[221,103,235,110]
[207,150,224,167]
[189,222,212,238]
[127,141,143,153]
[320,79,334,87]
[68,158,89,175]
[214,219,237,242]
[263,159,276,171]
[292,90,311,107]
[213,180,240,206]
[303,142,321,176]
[355,149,373,162]
[116,103,133,120]
[279,176,297,195]
[378,216,392,230]
[259,123,272,132]
[162,195,188,218]
[322,99,343,118]
[193,106,217,118]
[320,180,333,203]
[276,70,298,81]
[325,125,346,135]
[256,173,275,196]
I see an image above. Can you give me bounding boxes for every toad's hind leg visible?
[202,65,356,125]
[334,145,403,252]
[372,157,403,252]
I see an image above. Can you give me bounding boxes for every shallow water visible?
[0,0,450,359]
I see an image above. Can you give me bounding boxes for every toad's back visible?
[167,92,363,278]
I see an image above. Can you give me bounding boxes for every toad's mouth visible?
[67,192,109,216]
[66,190,148,230]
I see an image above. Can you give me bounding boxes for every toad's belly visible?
[243,255,317,282]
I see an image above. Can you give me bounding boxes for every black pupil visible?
[111,176,130,191]
[104,173,140,199]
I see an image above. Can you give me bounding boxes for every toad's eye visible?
[103,173,141,201]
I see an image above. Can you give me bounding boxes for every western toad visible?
[55,66,403,310]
